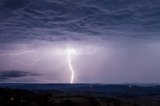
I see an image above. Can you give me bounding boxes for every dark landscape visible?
[0,83,160,106]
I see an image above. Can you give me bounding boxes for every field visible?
[0,84,160,106]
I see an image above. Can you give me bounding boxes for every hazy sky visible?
[0,0,160,83]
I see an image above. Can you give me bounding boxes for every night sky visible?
[0,0,160,83]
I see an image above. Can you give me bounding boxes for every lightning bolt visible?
[10,58,41,66]
[65,47,96,83]
[67,50,74,83]
[65,47,77,83]
[0,50,41,66]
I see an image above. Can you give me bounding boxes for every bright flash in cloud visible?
[55,45,96,83]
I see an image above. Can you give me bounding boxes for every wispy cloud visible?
[0,70,40,81]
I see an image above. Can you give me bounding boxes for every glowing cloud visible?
[0,44,97,83]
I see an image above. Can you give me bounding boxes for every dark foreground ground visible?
[0,84,160,106]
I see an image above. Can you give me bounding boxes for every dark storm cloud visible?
[0,0,160,43]
[1,0,160,83]
[0,70,39,81]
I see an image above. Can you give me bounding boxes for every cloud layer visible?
[0,0,160,83]
[0,0,160,43]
